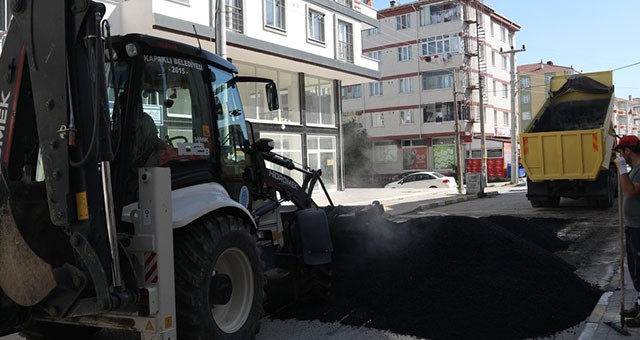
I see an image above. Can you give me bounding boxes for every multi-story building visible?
[517,61,577,132]
[342,0,520,181]
[614,96,640,137]
[0,0,380,190]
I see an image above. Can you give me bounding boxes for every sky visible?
[370,0,640,100]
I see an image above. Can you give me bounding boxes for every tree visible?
[342,120,374,187]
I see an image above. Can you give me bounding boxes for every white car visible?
[385,171,457,189]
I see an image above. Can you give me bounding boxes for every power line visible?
[613,61,640,72]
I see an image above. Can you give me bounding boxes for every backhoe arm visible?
[0,0,111,308]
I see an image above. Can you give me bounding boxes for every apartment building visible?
[614,96,640,137]
[0,0,380,190]
[517,61,577,132]
[342,0,519,181]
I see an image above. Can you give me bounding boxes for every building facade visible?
[341,0,520,181]
[614,96,640,137]
[517,61,577,132]
[0,0,380,190]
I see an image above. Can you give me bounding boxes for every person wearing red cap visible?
[614,135,640,326]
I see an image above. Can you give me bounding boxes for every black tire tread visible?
[173,214,263,340]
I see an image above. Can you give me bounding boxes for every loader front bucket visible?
[0,174,55,306]
[325,201,385,230]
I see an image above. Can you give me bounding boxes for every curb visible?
[415,190,500,211]
[579,291,613,339]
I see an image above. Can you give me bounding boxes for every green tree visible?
[342,120,373,187]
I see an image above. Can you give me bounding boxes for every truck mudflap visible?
[0,175,55,307]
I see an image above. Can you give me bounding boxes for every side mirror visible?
[265,82,279,111]
[254,138,275,152]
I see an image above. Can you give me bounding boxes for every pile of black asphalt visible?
[269,215,602,340]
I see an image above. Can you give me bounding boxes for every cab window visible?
[130,55,212,168]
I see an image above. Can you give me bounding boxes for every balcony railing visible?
[338,41,354,63]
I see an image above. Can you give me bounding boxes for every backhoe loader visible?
[0,1,381,339]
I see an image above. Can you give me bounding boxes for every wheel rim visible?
[211,247,254,333]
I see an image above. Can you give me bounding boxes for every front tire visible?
[174,214,263,340]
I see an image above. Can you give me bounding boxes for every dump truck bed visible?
[521,129,613,181]
[520,71,615,183]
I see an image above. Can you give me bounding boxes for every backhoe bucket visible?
[0,174,55,306]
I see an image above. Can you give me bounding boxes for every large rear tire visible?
[174,214,263,340]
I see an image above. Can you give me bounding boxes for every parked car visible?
[384,171,457,189]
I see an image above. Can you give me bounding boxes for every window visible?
[372,112,384,127]
[521,94,530,104]
[402,139,427,147]
[305,75,335,126]
[122,55,212,170]
[335,0,352,7]
[1,0,12,31]
[520,77,530,89]
[492,80,496,96]
[307,135,337,188]
[422,70,452,90]
[490,21,495,37]
[341,84,362,100]
[501,55,508,70]
[396,14,411,30]
[421,34,461,56]
[370,82,383,96]
[261,133,303,183]
[373,141,397,163]
[367,27,380,35]
[500,26,506,42]
[367,51,381,61]
[399,78,412,93]
[503,112,509,126]
[337,20,353,63]
[307,8,325,43]
[398,46,412,61]
[502,83,508,98]
[226,0,243,33]
[419,7,429,26]
[429,3,459,24]
[235,62,300,124]
[493,110,498,126]
[491,51,496,67]
[422,102,454,122]
[401,110,414,124]
[419,4,459,26]
[265,0,286,31]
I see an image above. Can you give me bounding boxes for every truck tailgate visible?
[521,129,608,182]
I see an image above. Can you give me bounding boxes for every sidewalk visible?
[312,181,510,215]
[580,269,640,339]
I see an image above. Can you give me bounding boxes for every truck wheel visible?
[296,263,331,303]
[530,200,542,208]
[174,214,263,340]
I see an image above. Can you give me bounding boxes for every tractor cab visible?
[105,34,277,207]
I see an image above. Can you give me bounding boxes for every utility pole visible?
[500,44,526,185]
[452,70,463,194]
[475,2,487,191]
[215,0,227,58]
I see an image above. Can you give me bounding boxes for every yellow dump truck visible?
[520,71,617,208]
